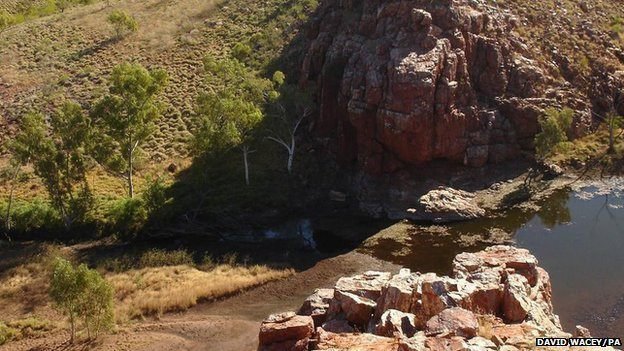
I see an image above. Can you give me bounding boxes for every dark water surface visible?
[514,186,624,337]
[361,183,624,337]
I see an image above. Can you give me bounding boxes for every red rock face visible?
[300,0,590,175]
[259,246,607,351]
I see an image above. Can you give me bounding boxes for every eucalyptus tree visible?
[12,102,94,228]
[92,63,168,198]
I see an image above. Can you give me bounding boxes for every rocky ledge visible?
[258,246,618,351]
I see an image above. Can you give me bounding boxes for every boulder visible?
[315,329,398,350]
[334,290,377,326]
[375,309,418,338]
[502,274,531,323]
[489,323,542,347]
[455,280,503,316]
[454,246,538,287]
[334,271,391,300]
[408,187,486,223]
[376,269,419,317]
[416,274,457,324]
[425,307,478,338]
[258,312,314,349]
[424,336,470,351]
[466,336,497,350]
[398,332,427,351]
[259,338,310,351]
[299,288,334,325]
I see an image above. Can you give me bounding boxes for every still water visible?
[515,185,624,337]
[359,181,624,336]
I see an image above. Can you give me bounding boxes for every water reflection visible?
[362,183,624,336]
[537,190,571,228]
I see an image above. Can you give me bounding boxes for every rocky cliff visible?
[258,246,617,351]
[300,0,622,175]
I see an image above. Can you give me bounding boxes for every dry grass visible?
[0,242,295,344]
[108,264,294,320]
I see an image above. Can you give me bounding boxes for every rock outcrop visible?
[407,186,486,222]
[258,246,619,351]
[300,0,595,175]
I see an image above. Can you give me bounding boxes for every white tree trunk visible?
[128,149,134,198]
[267,110,307,174]
[287,135,295,174]
[243,147,250,186]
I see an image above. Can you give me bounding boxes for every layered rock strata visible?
[301,0,595,174]
[258,246,619,351]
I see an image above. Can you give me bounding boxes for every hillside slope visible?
[0,0,312,159]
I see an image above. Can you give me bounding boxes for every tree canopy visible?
[92,62,168,198]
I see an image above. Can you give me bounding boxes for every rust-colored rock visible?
[299,288,334,325]
[424,336,469,351]
[398,332,427,351]
[574,325,592,338]
[334,271,392,301]
[259,246,601,350]
[489,323,542,348]
[258,312,314,348]
[300,0,592,175]
[334,290,377,326]
[376,269,418,317]
[315,329,398,350]
[502,274,531,323]
[425,307,478,338]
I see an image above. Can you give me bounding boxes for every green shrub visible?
[0,10,21,30]
[50,258,114,342]
[107,198,147,239]
[611,16,624,34]
[534,107,574,158]
[272,71,285,86]
[231,42,252,61]
[0,199,59,233]
[107,10,138,38]
[142,177,168,214]
[0,323,17,345]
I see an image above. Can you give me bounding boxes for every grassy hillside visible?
[0,0,314,158]
[0,0,321,237]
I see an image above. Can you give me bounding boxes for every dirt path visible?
[2,251,399,351]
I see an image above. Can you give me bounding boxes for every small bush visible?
[611,16,624,34]
[534,107,573,158]
[50,258,114,342]
[231,42,252,61]
[142,177,168,214]
[107,198,147,239]
[0,10,22,30]
[107,10,138,38]
[0,323,17,345]
[272,71,285,86]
